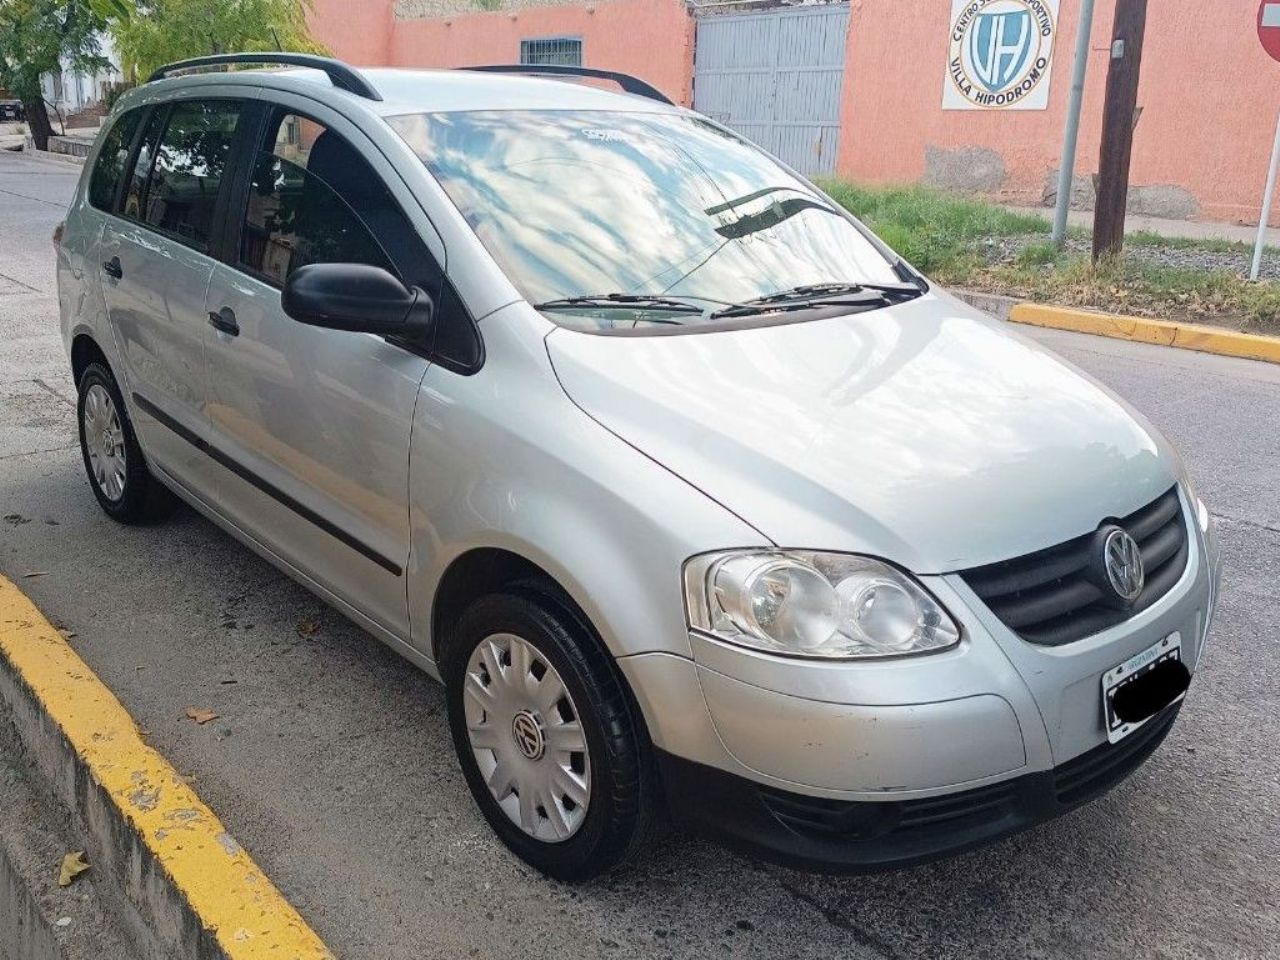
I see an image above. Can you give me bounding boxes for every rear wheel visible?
[76,362,175,524]
[444,591,653,881]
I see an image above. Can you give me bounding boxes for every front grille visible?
[961,487,1189,646]
[1053,704,1180,805]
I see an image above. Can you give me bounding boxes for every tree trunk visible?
[23,99,52,152]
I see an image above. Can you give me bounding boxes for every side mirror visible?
[281,263,434,338]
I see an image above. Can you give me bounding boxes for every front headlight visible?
[683,551,960,659]
[1181,474,1211,533]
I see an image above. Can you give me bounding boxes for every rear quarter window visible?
[88,110,143,212]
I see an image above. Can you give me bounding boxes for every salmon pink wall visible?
[312,0,1278,224]
[840,0,1280,224]
[388,0,694,106]
[309,0,394,66]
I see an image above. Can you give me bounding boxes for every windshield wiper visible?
[533,293,705,314]
[710,282,923,320]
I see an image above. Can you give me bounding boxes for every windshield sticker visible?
[580,128,629,143]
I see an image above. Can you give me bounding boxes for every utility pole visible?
[1052,0,1098,247]
[1092,0,1149,261]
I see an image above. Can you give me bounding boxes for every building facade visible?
[40,33,122,119]
[309,0,1279,225]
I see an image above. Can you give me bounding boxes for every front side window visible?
[388,110,903,329]
[88,109,142,212]
[141,99,241,249]
[239,112,401,285]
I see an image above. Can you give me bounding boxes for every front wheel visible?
[444,591,653,881]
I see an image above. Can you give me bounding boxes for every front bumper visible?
[618,490,1219,870]
[657,702,1181,873]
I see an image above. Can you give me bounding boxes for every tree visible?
[110,0,325,82]
[0,0,112,150]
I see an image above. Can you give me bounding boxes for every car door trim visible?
[131,391,403,576]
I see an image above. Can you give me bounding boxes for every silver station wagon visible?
[56,54,1220,880]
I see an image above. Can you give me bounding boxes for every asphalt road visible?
[1,148,1277,960]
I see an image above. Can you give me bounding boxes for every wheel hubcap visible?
[464,633,591,842]
[83,384,126,502]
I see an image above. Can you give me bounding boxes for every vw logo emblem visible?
[1102,528,1145,602]
[510,710,546,761]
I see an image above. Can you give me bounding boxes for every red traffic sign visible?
[1261,2,1280,62]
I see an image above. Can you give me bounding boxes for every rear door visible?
[99,98,249,498]
[59,107,143,359]
[202,101,444,638]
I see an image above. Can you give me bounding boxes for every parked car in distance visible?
[56,54,1220,881]
[0,99,24,122]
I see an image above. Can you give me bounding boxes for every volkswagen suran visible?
[56,54,1220,880]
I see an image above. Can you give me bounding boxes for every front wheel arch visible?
[429,547,656,757]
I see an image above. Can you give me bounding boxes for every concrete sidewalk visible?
[1005,204,1280,246]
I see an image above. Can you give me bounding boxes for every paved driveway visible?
[1,149,1276,960]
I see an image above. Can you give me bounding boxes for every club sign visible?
[943,0,1060,111]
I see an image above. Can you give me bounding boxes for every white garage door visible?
[693,4,851,176]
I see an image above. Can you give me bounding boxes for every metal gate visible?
[693,3,851,176]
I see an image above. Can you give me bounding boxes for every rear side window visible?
[88,110,142,212]
[142,100,242,250]
[122,108,167,220]
[239,113,402,285]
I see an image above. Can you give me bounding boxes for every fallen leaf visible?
[185,708,219,725]
[296,618,320,638]
[23,571,48,578]
[57,852,89,887]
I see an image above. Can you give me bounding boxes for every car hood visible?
[544,292,1179,573]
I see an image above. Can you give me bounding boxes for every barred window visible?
[520,37,583,67]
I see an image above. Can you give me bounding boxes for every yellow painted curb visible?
[1008,303,1280,365]
[0,575,334,960]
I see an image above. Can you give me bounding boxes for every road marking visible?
[0,575,334,960]
[1008,303,1280,365]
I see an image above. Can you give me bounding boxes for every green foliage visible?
[821,181,1048,238]
[1016,241,1061,267]
[821,180,1280,332]
[0,0,109,103]
[108,0,325,80]
[819,180,1048,276]
[1125,229,1254,255]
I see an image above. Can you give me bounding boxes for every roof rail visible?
[460,64,673,105]
[147,53,382,102]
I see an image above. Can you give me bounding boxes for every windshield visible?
[387,110,909,330]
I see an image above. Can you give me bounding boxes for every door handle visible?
[208,307,239,337]
[101,256,123,280]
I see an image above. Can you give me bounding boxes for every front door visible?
[203,106,440,638]
[100,99,245,496]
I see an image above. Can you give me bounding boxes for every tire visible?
[444,590,654,882]
[76,361,175,524]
